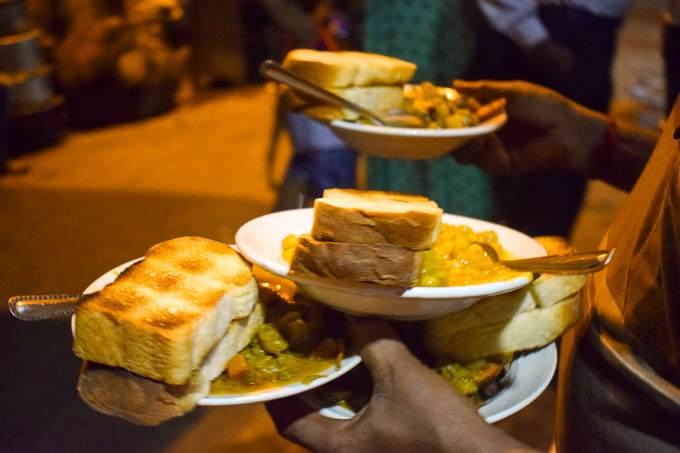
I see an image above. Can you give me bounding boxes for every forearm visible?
[449,425,541,453]
[595,121,659,191]
[574,105,660,191]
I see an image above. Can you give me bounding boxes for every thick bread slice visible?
[74,237,258,385]
[421,236,588,360]
[431,236,587,333]
[290,234,422,286]
[424,286,539,339]
[78,301,265,426]
[424,262,587,336]
[280,85,405,121]
[423,295,582,361]
[282,49,416,88]
[312,189,443,251]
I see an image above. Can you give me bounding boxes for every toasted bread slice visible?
[421,236,588,360]
[290,234,422,286]
[74,237,258,385]
[78,301,265,426]
[424,295,582,361]
[280,85,405,122]
[312,189,443,251]
[282,49,416,88]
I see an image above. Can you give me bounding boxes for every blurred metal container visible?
[0,0,63,155]
[0,0,31,37]
[0,29,41,73]
[0,64,52,107]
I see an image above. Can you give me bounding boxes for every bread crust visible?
[77,301,264,426]
[423,295,582,361]
[282,49,416,88]
[312,189,443,251]
[421,236,588,360]
[73,237,258,385]
[290,234,422,286]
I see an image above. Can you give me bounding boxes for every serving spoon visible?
[474,242,615,275]
[259,60,427,128]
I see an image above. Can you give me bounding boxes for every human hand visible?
[452,80,608,176]
[266,317,535,453]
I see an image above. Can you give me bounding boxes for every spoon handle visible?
[501,249,615,274]
[259,60,387,126]
[8,294,80,321]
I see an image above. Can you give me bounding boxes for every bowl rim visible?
[328,112,507,138]
[235,208,546,303]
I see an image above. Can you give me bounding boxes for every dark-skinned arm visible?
[266,317,540,453]
[453,80,660,192]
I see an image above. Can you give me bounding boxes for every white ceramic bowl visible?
[328,112,506,160]
[235,208,546,321]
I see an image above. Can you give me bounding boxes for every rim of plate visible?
[329,112,507,137]
[198,354,362,406]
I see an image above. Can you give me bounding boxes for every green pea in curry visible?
[210,283,345,395]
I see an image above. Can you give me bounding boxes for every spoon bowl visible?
[474,242,615,275]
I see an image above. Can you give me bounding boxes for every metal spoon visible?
[474,242,615,275]
[8,294,80,321]
[259,60,427,128]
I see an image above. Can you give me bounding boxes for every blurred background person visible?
[361,0,499,220]
[241,0,363,211]
[469,0,633,237]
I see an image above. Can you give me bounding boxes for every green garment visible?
[363,0,498,220]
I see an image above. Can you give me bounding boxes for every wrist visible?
[557,103,608,175]
[585,114,659,191]
[590,115,618,179]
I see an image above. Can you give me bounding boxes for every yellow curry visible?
[416,224,528,287]
[282,223,529,287]
[401,82,480,129]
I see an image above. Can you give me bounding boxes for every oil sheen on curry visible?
[210,283,345,395]
[282,223,529,287]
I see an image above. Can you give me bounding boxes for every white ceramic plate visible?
[235,208,546,320]
[80,258,363,406]
[199,353,362,406]
[301,343,557,424]
[328,112,506,160]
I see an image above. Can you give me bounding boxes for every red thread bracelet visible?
[593,115,618,178]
